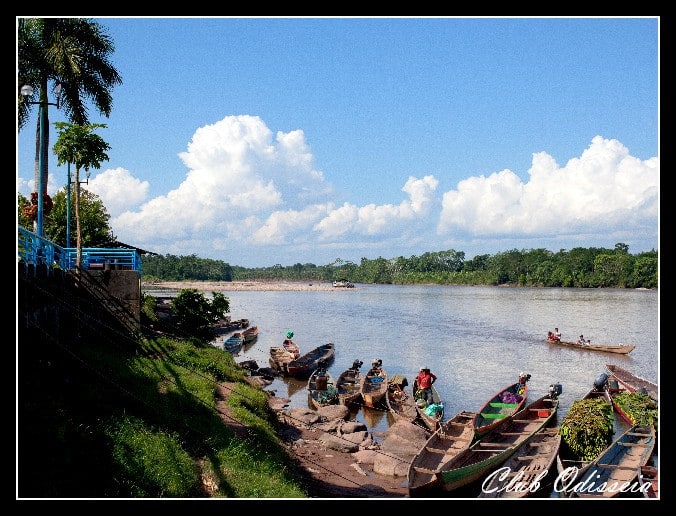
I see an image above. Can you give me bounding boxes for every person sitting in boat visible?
[577,334,587,346]
[369,358,383,376]
[416,367,437,405]
[553,328,561,340]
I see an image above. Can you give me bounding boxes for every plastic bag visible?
[424,403,443,416]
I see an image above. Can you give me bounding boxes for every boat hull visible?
[360,367,388,408]
[336,367,362,406]
[474,380,529,438]
[546,339,635,354]
[439,392,559,493]
[407,410,477,496]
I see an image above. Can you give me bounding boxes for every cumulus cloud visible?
[313,176,439,239]
[112,115,334,249]
[437,136,659,239]
[91,118,656,266]
[87,167,150,217]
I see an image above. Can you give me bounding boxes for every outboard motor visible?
[593,372,609,391]
[351,359,363,371]
[549,383,563,399]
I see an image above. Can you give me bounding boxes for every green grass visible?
[18,325,308,498]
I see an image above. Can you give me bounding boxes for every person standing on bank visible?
[416,367,437,405]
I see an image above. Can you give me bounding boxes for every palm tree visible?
[53,122,111,268]
[17,17,122,230]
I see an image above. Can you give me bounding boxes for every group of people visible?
[547,328,591,346]
[577,334,590,346]
[547,327,562,341]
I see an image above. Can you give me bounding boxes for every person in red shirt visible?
[416,367,437,405]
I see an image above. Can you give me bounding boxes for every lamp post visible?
[20,83,62,238]
[65,161,90,249]
[66,161,71,248]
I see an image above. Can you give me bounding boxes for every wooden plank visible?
[515,454,548,461]
[596,463,638,470]
[414,466,439,475]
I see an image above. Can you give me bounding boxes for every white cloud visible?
[86,167,149,217]
[79,121,655,266]
[313,176,439,239]
[111,115,335,251]
[437,136,659,239]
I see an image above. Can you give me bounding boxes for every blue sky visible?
[16,17,660,268]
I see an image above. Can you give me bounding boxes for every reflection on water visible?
[360,405,389,429]
[282,377,308,398]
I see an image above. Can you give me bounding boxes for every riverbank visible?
[143,280,343,292]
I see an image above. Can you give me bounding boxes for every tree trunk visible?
[75,166,82,269]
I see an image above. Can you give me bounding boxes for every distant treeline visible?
[141,243,657,289]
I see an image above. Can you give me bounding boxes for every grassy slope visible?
[18,306,308,498]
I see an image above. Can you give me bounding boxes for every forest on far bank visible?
[141,242,658,289]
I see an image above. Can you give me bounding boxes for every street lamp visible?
[20,83,62,238]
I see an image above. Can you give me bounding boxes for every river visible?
[145,283,659,496]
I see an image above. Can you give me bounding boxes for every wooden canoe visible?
[269,347,296,370]
[474,374,530,438]
[284,343,335,378]
[605,384,658,428]
[335,361,363,407]
[385,374,418,423]
[638,464,658,498]
[282,338,301,359]
[555,383,614,495]
[307,366,338,409]
[412,381,444,432]
[214,317,249,334]
[223,332,244,355]
[241,325,259,344]
[606,364,658,401]
[437,390,559,493]
[407,410,478,496]
[360,363,388,408]
[568,425,656,498]
[546,338,635,354]
[478,426,561,498]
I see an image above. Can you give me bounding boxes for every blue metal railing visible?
[18,227,141,276]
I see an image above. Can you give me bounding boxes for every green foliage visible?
[559,397,614,461]
[141,293,159,322]
[17,193,32,230]
[613,391,658,429]
[171,289,230,342]
[53,122,110,170]
[142,254,233,281]
[46,189,114,247]
[141,243,657,289]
